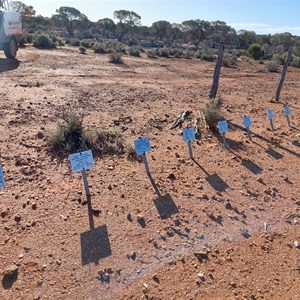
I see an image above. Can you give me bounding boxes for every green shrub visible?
[157,48,169,58]
[222,53,237,68]
[24,33,33,44]
[247,43,264,60]
[79,46,86,54]
[109,51,123,64]
[291,56,300,68]
[93,129,125,155]
[93,42,106,54]
[129,47,140,57]
[204,97,224,129]
[146,50,157,59]
[49,112,91,154]
[70,39,80,47]
[33,34,56,49]
[194,50,202,59]
[202,53,215,62]
[267,60,279,72]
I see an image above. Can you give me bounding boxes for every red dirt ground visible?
[0,47,300,300]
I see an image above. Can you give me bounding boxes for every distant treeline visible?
[12,1,300,66]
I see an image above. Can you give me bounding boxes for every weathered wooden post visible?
[210,43,225,99]
[275,50,292,102]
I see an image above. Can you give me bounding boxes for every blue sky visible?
[22,0,300,35]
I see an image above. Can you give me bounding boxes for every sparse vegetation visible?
[204,97,224,129]
[93,129,125,155]
[49,112,91,154]
[79,46,86,54]
[222,53,237,68]
[267,60,279,72]
[49,112,129,157]
[33,33,56,49]
[109,51,124,64]
[129,47,141,57]
[247,43,264,60]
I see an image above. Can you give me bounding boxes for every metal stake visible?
[188,141,193,159]
[81,169,91,197]
[286,115,291,127]
[143,153,150,175]
[222,132,227,148]
[270,119,274,132]
[246,127,252,140]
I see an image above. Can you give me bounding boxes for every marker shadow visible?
[229,121,300,158]
[80,195,111,266]
[80,224,112,266]
[241,159,263,174]
[206,173,229,192]
[192,158,229,192]
[154,193,178,219]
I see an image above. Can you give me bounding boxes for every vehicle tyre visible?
[4,38,17,58]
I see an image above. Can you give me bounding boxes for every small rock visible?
[36,131,44,139]
[197,273,205,281]
[257,177,264,184]
[3,264,18,278]
[1,210,8,218]
[152,273,159,283]
[167,173,176,180]
[225,201,233,210]
[14,214,21,223]
[194,251,208,262]
[127,213,133,222]
[31,203,37,210]
[294,241,300,249]
[137,215,146,228]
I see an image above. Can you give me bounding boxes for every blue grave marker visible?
[267,109,275,131]
[218,120,229,147]
[182,127,195,158]
[134,137,151,155]
[243,115,252,140]
[69,150,94,196]
[283,105,291,127]
[134,137,151,175]
[0,165,5,189]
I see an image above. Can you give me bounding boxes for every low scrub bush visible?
[109,51,123,64]
[49,112,128,157]
[33,34,56,49]
[222,53,237,68]
[204,97,224,129]
[93,129,125,155]
[79,46,86,54]
[267,60,279,72]
[129,47,141,57]
[247,43,264,60]
[146,50,157,58]
[93,42,106,54]
[157,48,169,58]
[290,56,300,68]
[49,112,91,154]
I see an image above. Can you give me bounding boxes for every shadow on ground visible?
[154,193,178,219]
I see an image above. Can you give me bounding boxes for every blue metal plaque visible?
[0,165,5,188]
[183,127,196,142]
[218,120,228,133]
[283,105,291,116]
[243,116,252,128]
[267,109,274,120]
[134,137,151,155]
[69,150,94,173]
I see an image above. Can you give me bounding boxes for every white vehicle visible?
[0,0,22,58]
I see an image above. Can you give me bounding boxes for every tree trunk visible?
[209,43,225,99]
[275,50,292,102]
